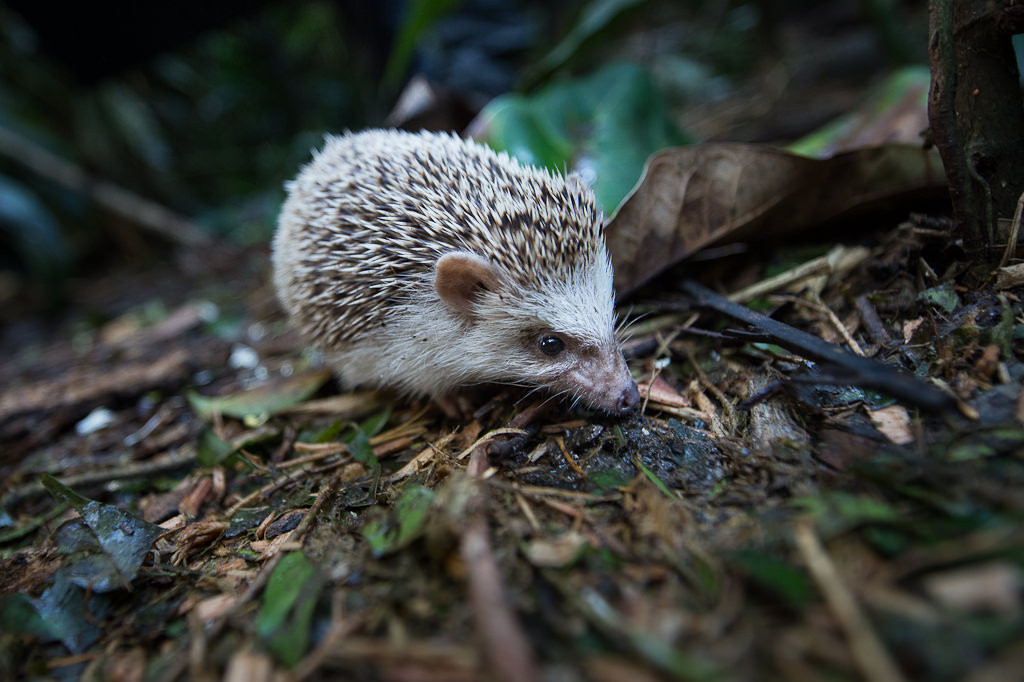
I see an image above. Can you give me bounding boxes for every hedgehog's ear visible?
[434,251,504,317]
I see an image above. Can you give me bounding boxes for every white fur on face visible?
[325,247,631,412]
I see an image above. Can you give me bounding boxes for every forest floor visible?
[2,209,1023,682]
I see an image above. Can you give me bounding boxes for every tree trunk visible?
[928,0,1024,255]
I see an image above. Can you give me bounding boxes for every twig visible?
[677,280,956,413]
[462,517,538,682]
[727,245,869,304]
[686,348,736,433]
[155,551,288,682]
[855,295,892,345]
[2,445,197,508]
[224,457,349,518]
[806,291,865,357]
[553,435,585,476]
[455,427,527,460]
[290,593,363,681]
[795,521,907,682]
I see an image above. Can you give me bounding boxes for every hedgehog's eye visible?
[539,335,564,356]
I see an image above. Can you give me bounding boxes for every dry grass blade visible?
[795,521,907,682]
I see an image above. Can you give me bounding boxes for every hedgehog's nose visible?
[617,381,641,414]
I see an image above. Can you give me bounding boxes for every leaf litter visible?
[2,140,1024,682]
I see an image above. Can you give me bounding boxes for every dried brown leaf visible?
[607,143,945,295]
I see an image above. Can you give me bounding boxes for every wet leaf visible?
[257,551,321,667]
[0,592,50,638]
[919,282,960,314]
[187,370,331,421]
[606,143,945,295]
[31,573,109,653]
[40,475,163,592]
[362,485,435,557]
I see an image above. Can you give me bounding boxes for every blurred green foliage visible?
[480,61,691,213]
[0,0,930,293]
[0,1,374,269]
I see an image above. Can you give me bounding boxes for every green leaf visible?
[0,593,50,638]
[257,552,321,667]
[40,474,163,592]
[187,370,331,421]
[383,0,464,87]
[100,83,171,170]
[196,426,237,467]
[989,295,1014,357]
[361,485,435,557]
[0,174,70,282]
[346,426,379,476]
[358,407,393,439]
[633,456,676,499]
[0,502,69,544]
[788,66,931,158]
[918,282,960,314]
[792,491,905,541]
[728,550,815,608]
[530,0,644,79]
[590,467,632,492]
[311,419,345,444]
[479,62,691,214]
[575,586,720,679]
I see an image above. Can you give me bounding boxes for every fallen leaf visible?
[224,650,275,682]
[187,370,331,421]
[606,143,945,295]
[868,404,915,445]
[638,375,689,408]
[257,551,322,667]
[903,318,925,344]
[41,475,163,592]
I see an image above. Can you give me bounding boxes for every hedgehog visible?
[272,129,639,415]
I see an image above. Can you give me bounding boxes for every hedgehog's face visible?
[434,251,639,415]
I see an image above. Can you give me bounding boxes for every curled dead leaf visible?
[607,143,945,295]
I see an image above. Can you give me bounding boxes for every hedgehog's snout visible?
[549,345,639,417]
[615,380,641,414]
